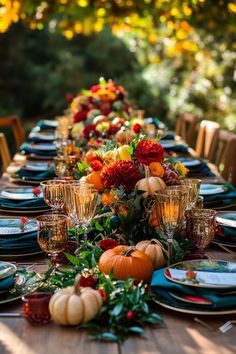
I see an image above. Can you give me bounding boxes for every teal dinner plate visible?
[216,211,236,228]
[200,184,227,196]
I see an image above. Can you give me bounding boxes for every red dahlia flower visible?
[132,123,142,134]
[73,109,89,123]
[135,140,164,165]
[79,274,98,289]
[98,238,119,251]
[90,157,104,172]
[83,124,99,139]
[100,160,142,193]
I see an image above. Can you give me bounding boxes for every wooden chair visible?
[175,113,199,147]
[0,115,25,149]
[0,133,11,173]
[208,129,236,184]
[195,120,220,159]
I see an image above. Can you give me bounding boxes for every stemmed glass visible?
[36,214,68,259]
[40,180,66,213]
[54,155,78,179]
[180,178,201,209]
[64,181,94,251]
[74,189,98,249]
[155,188,187,264]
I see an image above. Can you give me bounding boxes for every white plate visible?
[175,158,201,167]
[29,143,56,151]
[161,140,177,149]
[200,184,226,196]
[216,211,236,228]
[0,218,38,235]
[23,162,51,172]
[29,133,55,141]
[40,120,58,127]
[0,190,42,200]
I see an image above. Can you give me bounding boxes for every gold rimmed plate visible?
[153,294,236,315]
[165,259,236,289]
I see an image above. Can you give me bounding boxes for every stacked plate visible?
[151,260,236,315]
[214,211,236,248]
[174,157,215,177]
[20,142,57,160]
[200,183,236,209]
[10,161,55,184]
[0,217,42,258]
[0,188,49,214]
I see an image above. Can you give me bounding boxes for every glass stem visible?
[83,226,88,245]
[75,223,80,248]
[167,234,173,265]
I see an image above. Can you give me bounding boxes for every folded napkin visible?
[0,275,15,291]
[187,162,216,177]
[16,167,55,180]
[163,144,189,155]
[0,197,47,209]
[0,231,37,248]
[161,133,175,140]
[20,143,56,157]
[37,120,58,130]
[29,136,54,143]
[215,225,236,241]
[151,268,236,309]
[203,184,236,207]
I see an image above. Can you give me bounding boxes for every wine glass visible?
[64,181,94,250]
[155,188,187,264]
[73,189,98,252]
[180,178,201,209]
[40,180,66,213]
[36,214,68,259]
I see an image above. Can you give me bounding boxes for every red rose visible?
[132,123,142,134]
[66,93,73,102]
[73,109,89,123]
[79,274,98,289]
[32,187,41,197]
[98,238,119,251]
[98,289,107,303]
[135,140,164,165]
[83,124,99,139]
[21,217,28,224]
[90,157,104,172]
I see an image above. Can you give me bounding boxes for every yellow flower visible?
[96,122,110,132]
[103,150,119,164]
[175,162,189,179]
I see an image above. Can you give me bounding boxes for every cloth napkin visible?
[0,231,38,248]
[37,120,57,130]
[151,268,236,309]
[0,275,15,291]
[203,184,236,207]
[20,142,56,157]
[0,197,47,209]
[161,133,175,140]
[163,144,189,155]
[215,225,236,243]
[16,167,55,180]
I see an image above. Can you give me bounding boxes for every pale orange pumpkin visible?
[115,129,134,145]
[135,239,167,269]
[99,245,153,282]
[135,167,166,198]
[49,275,103,326]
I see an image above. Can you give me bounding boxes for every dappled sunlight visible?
[0,323,37,354]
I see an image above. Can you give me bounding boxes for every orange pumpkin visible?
[99,245,153,282]
[86,171,104,193]
[149,162,164,178]
[85,149,96,163]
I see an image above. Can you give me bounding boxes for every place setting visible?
[174,157,216,178]
[214,211,236,249]
[19,142,57,160]
[0,187,50,214]
[8,161,56,184]
[199,183,236,209]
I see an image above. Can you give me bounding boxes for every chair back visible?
[209,129,236,184]
[0,115,25,149]
[195,120,220,159]
[175,113,199,147]
[0,133,11,173]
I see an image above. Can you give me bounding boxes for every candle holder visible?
[185,208,216,259]
[22,292,52,325]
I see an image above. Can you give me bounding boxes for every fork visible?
[219,320,236,333]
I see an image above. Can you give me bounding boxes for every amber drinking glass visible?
[36,214,68,257]
[155,188,187,264]
[185,208,217,258]
[54,155,78,179]
[22,292,52,325]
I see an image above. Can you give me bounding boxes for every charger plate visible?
[153,293,236,315]
[165,259,236,289]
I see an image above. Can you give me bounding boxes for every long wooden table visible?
[0,143,236,354]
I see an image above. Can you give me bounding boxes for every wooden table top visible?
[0,146,235,354]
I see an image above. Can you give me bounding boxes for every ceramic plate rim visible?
[216,212,236,228]
[169,291,212,306]
[164,259,236,289]
[0,250,43,259]
[200,184,226,196]
[153,296,236,315]
[0,217,38,235]
[0,261,17,280]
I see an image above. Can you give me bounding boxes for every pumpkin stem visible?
[144,166,150,179]
[150,239,159,244]
[121,246,136,256]
[74,274,81,295]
